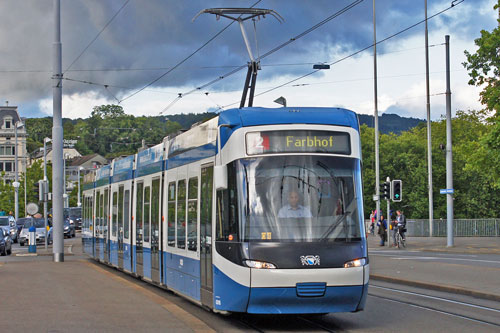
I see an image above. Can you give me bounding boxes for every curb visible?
[370,274,500,302]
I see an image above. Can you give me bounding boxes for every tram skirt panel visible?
[123,243,132,272]
[143,247,152,279]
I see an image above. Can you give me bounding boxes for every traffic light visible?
[392,180,402,202]
[33,181,40,201]
[382,181,390,200]
[34,180,47,202]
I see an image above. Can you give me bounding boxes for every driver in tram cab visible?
[278,190,312,218]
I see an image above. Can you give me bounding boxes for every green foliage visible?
[362,110,500,219]
[0,160,52,217]
[463,0,500,186]
[463,0,500,113]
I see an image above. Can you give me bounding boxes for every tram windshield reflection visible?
[235,155,362,242]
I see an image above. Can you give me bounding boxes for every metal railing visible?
[366,219,500,237]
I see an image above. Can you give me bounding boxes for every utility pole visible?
[425,0,434,237]
[373,0,381,225]
[445,35,454,247]
[52,0,64,262]
[14,121,23,221]
[77,167,83,207]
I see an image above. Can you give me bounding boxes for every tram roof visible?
[218,107,359,130]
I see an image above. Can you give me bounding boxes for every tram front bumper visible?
[247,266,369,314]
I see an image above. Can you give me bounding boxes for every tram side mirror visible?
[214,165,228,190]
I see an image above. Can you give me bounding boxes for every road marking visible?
[371,285,500,313]
[370,294,500,328]
[85,261,215,333]
[371,253,500,265]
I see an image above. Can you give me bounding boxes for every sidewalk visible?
[367,235,500,302]
[367,234,500,254]
[1,237,215,332]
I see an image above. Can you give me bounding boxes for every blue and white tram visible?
[133,142,165,282]
[83,106,368,314]
[82,170,95,256]
[110,155,135,271]
[94,165,111,263]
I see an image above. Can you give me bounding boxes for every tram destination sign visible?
[246,130,351,155]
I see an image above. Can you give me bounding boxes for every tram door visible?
[135,182,144,277]
[117,185,125,268]
[200,165,214,307]
[151,178,161,283]
[103,188,110,263]
[95,190,101,259]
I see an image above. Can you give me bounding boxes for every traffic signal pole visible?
[386,177,391,248]
[445,35,454,247]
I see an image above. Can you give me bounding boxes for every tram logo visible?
[300,255,320,266]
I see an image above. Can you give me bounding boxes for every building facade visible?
[0,106,27,182]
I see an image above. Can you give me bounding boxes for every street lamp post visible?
[14,121,24,221]
[44,137,51,250]
[77,167,84,207]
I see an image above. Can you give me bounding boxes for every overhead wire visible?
[227,0,465,107]
[62,77,178,95]
[64,0,131,74]
[0,42,444,74]
[119,0,263,104]
[158,0,364,114]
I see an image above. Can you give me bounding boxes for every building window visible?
[0,146,16,155]
[5,121,11,129]
[0,162,13,172]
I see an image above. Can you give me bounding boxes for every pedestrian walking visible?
[377,214,387,246]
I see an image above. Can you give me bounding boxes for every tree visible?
[463,0,500,186]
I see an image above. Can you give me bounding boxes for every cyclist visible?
[396,210,406,241]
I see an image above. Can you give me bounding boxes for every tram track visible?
[368,284,500,329]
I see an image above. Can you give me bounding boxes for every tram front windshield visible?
[234,155,362,242]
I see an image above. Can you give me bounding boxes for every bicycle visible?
[395,226,406,249]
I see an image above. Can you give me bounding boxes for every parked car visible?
[64,219,76,238]
[0,216,18,243]
[0,228,12,255]
[16,217,36,238]
[50,207,82,230]
[19,219,52,246]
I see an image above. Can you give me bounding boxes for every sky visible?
[0,0,497,121]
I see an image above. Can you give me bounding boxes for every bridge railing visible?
[365,219,500,237]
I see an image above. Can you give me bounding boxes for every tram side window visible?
[136,183,144,246]
[124,190,130,240]
[144,186,151,243]
[151,179,160,246]
[96,192,101,235]
[82,197,86,231]
[167,182,176,247]
[118,186,124,237]
[99,193,104,235]
[104,189,109,236]
[216,164,239,242]
[177,180,186,249]
[187,177,198,252]
[112,192,118,237]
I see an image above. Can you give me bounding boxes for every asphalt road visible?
[1,235,499,332]
[369,249,500,269]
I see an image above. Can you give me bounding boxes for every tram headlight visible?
[244,260,276,269]
[343,258,366,268]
